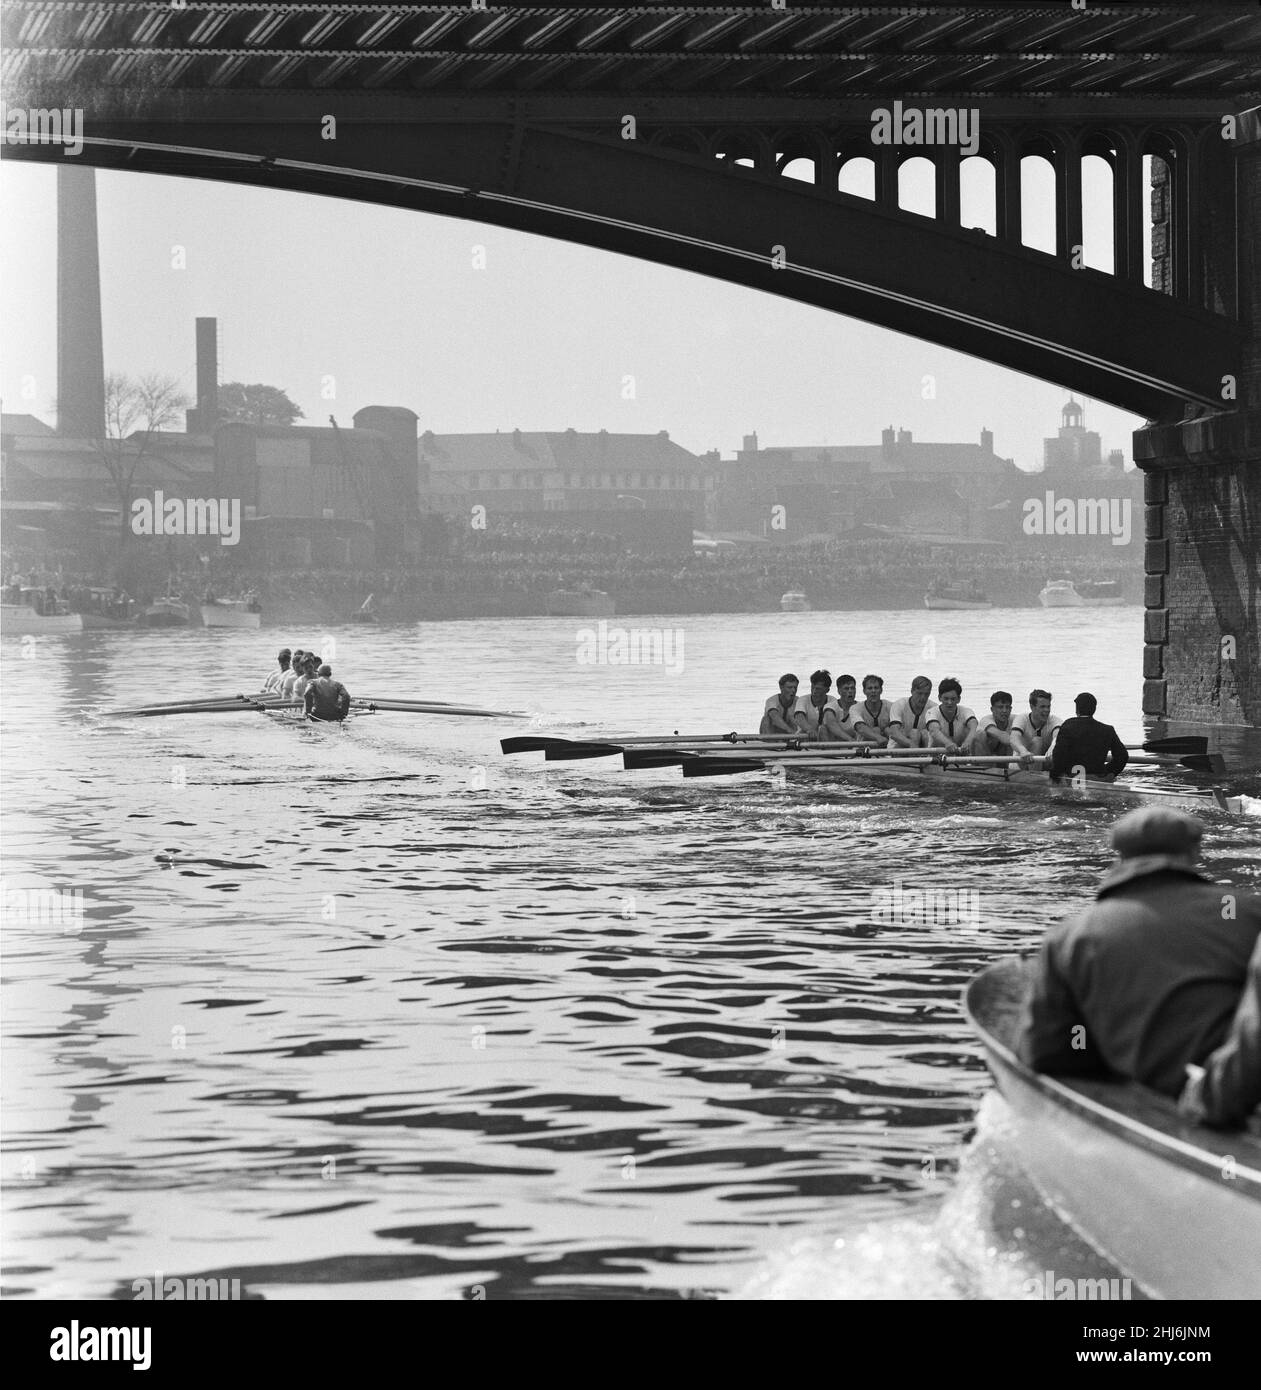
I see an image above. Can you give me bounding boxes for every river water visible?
[3,608,1258,1299]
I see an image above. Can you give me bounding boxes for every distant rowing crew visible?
[261,646,350,722]
[761,672,1130,779]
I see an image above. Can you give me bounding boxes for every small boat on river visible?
[0,586,84,634]
[200,596,262,630]
[964,957,1261,1299]
[780,591,810,613]
[546,588,616,618]
[924,583,992,610]
[1039,578,1126,608]
[139,596,192,628]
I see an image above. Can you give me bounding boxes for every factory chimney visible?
[186,317,220,433]
[56,165,106,439]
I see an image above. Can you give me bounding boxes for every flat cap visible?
[1110,806,1203,858]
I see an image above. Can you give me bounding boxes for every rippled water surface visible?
[3,610,1259,1298]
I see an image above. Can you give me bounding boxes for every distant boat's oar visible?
[107,693,287,717]
[352,698,522,718]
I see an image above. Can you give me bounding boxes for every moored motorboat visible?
[76,587,137,629]
[546,588,616,618]
[779,590,810,612]
[1077,579,1126,607]
[964,957,1261,1299]
[139,596,192,628]
[924,584,992,611]
[0,587,85,634]
[200,597,262,630]
[1038,579,1084,607]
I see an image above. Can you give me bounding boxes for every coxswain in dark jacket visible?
[304,663,351,722]
[1018,807,1261,1105]
[1046,691,1129,779]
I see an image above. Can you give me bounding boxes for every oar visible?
[624,742,933,769]
[352,698,522,718]
[107,693,289,717]
[682,755,935,779]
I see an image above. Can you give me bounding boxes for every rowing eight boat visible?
[501,734,1254,817]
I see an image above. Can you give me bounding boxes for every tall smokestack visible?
[187,317,219,432]
[56,165,106,438]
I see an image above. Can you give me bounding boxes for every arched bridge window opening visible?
[898,157,936,218]
[959,156,996,237]
[1145,151,1172,294]
[712,133,762,171]
[778,155,816,185]
[837,156,875,201]
[649,130,705,158]
[1020,153,1056,255]
[1080,153,1115,274]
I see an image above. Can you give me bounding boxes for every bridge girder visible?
[2,93,1246,419]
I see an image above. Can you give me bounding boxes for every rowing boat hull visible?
[965,958,1261,1299]
[756,757,1241,815]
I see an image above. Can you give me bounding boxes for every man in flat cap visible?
[1018,807,1261,1110]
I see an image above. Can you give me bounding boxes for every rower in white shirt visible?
[853,674,893,745]
[794,669,844,742]
[967,690,1020,758]
[291,653,319,700]
[888,676,938,749]
[761,673,801,736]
[1010,688,1062,762]
[262,647,292,694]
[830,674,863,743]
[279,649,307,699]
[927,678,978,752]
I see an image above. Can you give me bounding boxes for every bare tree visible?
[85,372,190,546]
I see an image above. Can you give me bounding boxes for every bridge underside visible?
[3,95,1242,420]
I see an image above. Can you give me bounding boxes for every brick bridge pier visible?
[1136,130,1260,728]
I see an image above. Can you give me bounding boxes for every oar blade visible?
[681,758,766,778]
[501,736,569,754]
[1142,736,1208,755]
[1178,753,1227,775]
[543,742,624,761]
[622,749,690,769]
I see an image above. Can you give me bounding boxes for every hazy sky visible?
[0,160,1142,471]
